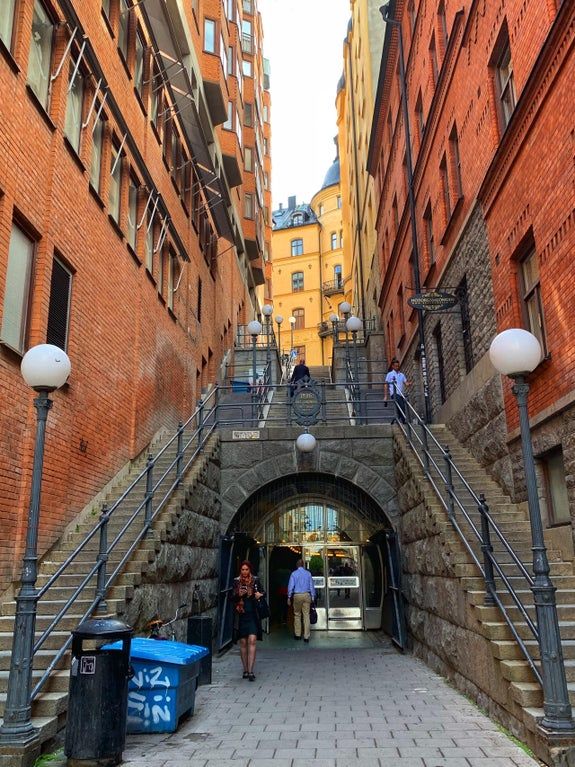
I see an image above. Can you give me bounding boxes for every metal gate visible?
[385,531,407,650]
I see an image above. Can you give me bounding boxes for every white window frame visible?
[1,224,35,353]
[27,1,54,108]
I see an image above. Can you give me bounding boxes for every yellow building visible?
[336,0,384,322]
[271,158,351,368]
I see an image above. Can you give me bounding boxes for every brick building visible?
[0,0,270,588]
[367,0,575,526]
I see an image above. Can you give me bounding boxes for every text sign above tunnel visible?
[407,290,458,312]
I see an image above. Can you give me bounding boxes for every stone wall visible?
[124,444,222,640]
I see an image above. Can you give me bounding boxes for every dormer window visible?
[292,212,304,225]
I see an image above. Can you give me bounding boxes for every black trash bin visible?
[65,617,133,767]
[187,616,212,685]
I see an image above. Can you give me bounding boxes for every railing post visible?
[197,398,204,450]
[421,417,430,475]
[404,396,412,442]
[444,446,456,520]
[214,385,220,428]
[479,494,496,606]
[95,503,110,614]
[144,454,154,531]
[176,421,184,482]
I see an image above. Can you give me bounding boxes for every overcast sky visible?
[258,0,351,210]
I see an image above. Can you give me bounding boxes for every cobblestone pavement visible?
[121,634,543,767]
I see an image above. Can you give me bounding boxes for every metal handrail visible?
[394,395,542,684]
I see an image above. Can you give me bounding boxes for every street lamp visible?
[340,302,352,371]
[296,431,316,453]
[346,316,363,423]
[329,313,339,357]
[0,344,71,744]
[288,316,296,360]
[247,320,262,427]
[275,314,283,361]
[489,328,575,734]
[262,304,273,369]
[379,4,431,424]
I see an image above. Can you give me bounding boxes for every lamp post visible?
[346,315,363,423]
[275,314,283,361]
[340,301,351,372]
[247,320,262,427]
[0,344,71,744]
[489,328,575,734]
[262,304,273,370]
[379,4,431,425]
[329,313,339,364]
[288,316,296,360]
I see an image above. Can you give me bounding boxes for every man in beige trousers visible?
[287,559,316,642]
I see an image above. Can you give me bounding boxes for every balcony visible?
[322,278,345,297]
[202,58,228,126]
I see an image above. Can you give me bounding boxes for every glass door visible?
[303,545,327,629]
[326,546,362,630]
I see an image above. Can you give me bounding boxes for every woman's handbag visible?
[256,596,270,619]
[309,603,318,625]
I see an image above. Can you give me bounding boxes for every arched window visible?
[292,307,305,329]
[291,238,303,256]
[330,232,337,250]
[291,271,304,292]
[334,264,342,288]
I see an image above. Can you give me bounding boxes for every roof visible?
[321,157,341,190]
[272,202,318,231]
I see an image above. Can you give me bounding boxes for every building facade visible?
[367,0,575,526]
[0,0,270,588]
[271,161,350,368]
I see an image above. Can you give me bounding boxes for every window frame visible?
[519,246,547,356]
[292,307,305,330]
[290,238,303,256]
[291,271,304,293]
[0,222,36,354]
[204,18,217,54]
[0,0,17,52]
[64,50,86,154]
[27,0,55,109]
[46,255,73,351]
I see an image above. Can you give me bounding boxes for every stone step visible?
[0,649,69,672]
[0,715,59,748]
[0,631,70,652]
[476,602,575,624]
[0,670,69,694]
[483,620,575,642]
[1,597,124,618]
[0,690,68,719]
[468,588,575,607]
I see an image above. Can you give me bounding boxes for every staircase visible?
[397,422,575,740]
[0,430,219,763]
[265,378,351,427]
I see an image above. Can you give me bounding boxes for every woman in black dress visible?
[232,561,265,681]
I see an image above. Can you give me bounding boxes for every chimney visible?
[288,195,296,210]
[279,202,283,210]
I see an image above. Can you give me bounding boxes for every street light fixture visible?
[489,328,575,734]
[262,304,273,370]
[275,315,283,361]
[340,302,352,372]
[379,4,431,424]
[288,316,296,361]
[0,344,71,744]
[247,320,262,427]
[346,316,363,423]
[296,432,316,453]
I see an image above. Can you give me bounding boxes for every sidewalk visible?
[121,634,543,767]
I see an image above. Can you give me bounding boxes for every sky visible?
[258,0,351,210]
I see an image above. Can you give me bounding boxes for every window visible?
[145,212,154,271]
[449,124,463,199]
[337,195,342,209]
[127,176,138,250]
[415,91,424,143]
[224,100,233,130]
[520,247,547,355]
[227,46,234,75]
[28,1,54,108]
[330,232,337,250]
[1,223,35,353]
[440,153,451,221]
[226,0,236,21]
[0,0,16,50]
[423,201,435,266]
[292,212,304,225]
[429,32,439,85]
[538,448,570,526]
[134,30,146,98]
[109,142,122,224]
[244,146,253,172]
[334,264,342,287]
[494,31,516,130]
[292,308,305,330]
[339,230,343,247]
[457,276,473,373]
[318,203,324,216]
[102,0,110,18]
[263,105,269,122]
[433,323,447,404]
[392,194,399,233]
[64,54,85,153]
[244,102,254,127]
[438,1,448,55]
[291,271,304,292]
[291,238,303,256]
[46,258,72,351]
[264,137,269,155]
[197,277,202,322]
[244,193,254,220]
[243,0,254,13]
[90,110,104,192]
[242,58,252,77]
[294,344,305,360]
[241,19,253,54]
[398,285,405,338]
[204,18,216,53]
[118,0,129,60]
[407,0,416,34]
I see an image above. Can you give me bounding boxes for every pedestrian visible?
[289,358,310,398]
[287,558,316,642]
[385,357,409,423]
[232,561,265,681]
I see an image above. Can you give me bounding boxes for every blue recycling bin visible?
[231,379,250,393]
[104,638,209,733]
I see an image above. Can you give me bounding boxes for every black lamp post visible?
[247,320,262,427]
[346,315,363,423]
[490,328,575,734]
[0,344,71,744]
[275,314,283,361]
[379,4,431,424]
[340,301,351,372]
[288,316,296,360]
[262,304,273,370]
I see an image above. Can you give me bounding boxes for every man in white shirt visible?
[385,358,409,423]
[287,559,316,642]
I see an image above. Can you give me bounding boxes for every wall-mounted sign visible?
[232,430,260,440]
[407,290,459,312]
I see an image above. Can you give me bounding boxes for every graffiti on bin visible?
[128,665,173,727]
